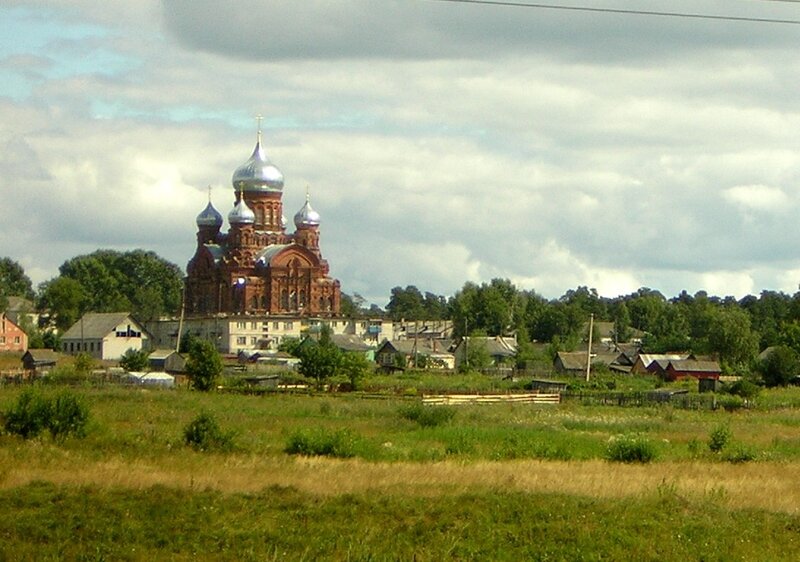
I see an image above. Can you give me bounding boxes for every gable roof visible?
[22,349,60,364]
[330,334,374,352]
[459,336,517,357]
[667,359,721,373]
[62,312,142,340]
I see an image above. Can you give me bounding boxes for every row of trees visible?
[4,251,800,373]
[377,282,800,373]
[1,251,183,346]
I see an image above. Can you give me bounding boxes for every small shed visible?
[21,349,59,374]
[148,349,186,374]
[664,360,721,382]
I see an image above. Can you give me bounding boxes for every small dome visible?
[231,135,284,193]
[294,194,321,228]
[228,198,255,225]
[196,201,223,228]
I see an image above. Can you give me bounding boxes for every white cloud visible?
[1,1,800,305]
[723,184,791,213]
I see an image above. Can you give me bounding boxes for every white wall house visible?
[61,312,150,360]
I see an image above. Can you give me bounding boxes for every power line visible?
[427,0,800,26]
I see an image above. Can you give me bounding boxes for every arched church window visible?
[299,290,306,308]
[281,289,288,310]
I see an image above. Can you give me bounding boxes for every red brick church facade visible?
[185,131,340,316]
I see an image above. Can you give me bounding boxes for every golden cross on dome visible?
[207,185,212,202]
[256,114,263,143]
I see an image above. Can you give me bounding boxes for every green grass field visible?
[2,380,800,560]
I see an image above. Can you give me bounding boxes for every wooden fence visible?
[422,393,561,406]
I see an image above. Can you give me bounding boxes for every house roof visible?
[555,351,622,371]
[667,359,721,373]
[22,349,60,364]
[636,353,690,368]
[4,296,33,313]
[330,334,374,352]
[460,336,517,357]
[62,312,141,340]
[148,349,181,360]
[376,339,453,356]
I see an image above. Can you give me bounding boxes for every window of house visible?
[237,336,247,345]
[273,322,280,330]
[237,322,246,329]
[251,337,258,345]
[284,322,293,330]
[0,336,5,344]
[251,322,258,330]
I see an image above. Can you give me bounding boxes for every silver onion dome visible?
[294,194,321,228]
[196,201,223,228]
[231,134,284,193]
[228,198,255,225]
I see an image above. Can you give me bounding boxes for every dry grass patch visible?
[2,449,799,514]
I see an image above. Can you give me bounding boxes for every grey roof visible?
[377,339,452,356]
[460,336,517,357]
[148,349,181,360]
[667,360,721,373]
[22,349,60,364]
[62,312,141,340]
[330,334,373,352]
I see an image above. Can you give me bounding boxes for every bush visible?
[605,434,657,463]
[708,424,731,453]
[48,392,90,439]
[3,389,89,440]
[3,389,52,438]
[725,379,760,400]
[718,395,745,412]
[723,444,757,464]
[284,429,356,458]
[398,403,456,428]
[183,412,234,452]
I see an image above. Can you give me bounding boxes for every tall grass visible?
[0,481,798,561]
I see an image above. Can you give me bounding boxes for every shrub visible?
[718,395,745,412]
[3,389,89,440]
[284,429,356,458]
[723,444,757,464]
[605,434,657,463]
[398,403,456,428]
[708,424,731,453]
[725,379,760,400]
[3,389,52,438]
[183,412,234,452]
[48,392,90,440]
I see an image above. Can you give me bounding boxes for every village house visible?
[0,312,28,353]
[375,339,455,370]
[61,312,150,361]
[452,336,517,370]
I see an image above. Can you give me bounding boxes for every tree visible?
[186,339,223,391]
[339,351,371,389]
[40,250,183,322]
[0,257,35,301]
[37,277,87,332]
[119,348,149,372]
[705,307,759,369]
[386,286,426,321]
[298,343,341,387]
[759,345,799,388]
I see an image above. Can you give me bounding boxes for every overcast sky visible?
[2,0,800,306]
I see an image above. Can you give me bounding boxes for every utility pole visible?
[585,313,594,382]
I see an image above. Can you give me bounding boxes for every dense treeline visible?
[3,252,800,371]
[1,251,183,346]
[367,282,800,372]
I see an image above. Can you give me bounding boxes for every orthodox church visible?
[185,129,341,316]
